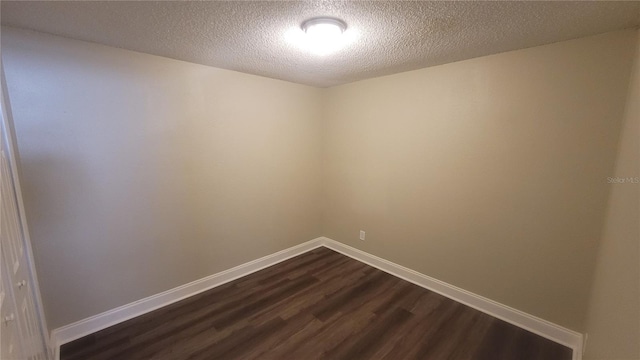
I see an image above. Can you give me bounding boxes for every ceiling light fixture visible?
[300,17,348,55]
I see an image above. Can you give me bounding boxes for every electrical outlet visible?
[359,230,365,241]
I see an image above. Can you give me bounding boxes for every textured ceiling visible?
[2,1,639,87]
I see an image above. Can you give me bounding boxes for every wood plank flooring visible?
[61,247,572,360]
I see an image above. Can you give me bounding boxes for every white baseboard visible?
[320,237,584,360]
[51,236,583,360]
[50,237,324,351]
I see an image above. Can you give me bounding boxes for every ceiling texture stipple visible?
[1,1,639,88]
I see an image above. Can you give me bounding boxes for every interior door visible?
[0,63,48,359]
[0,97,24,360]
[1,146,46,360]
[1,250,23,360]
[0,114,22,358]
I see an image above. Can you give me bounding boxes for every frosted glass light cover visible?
[301,18,347,55]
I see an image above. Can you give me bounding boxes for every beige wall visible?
[584,31,640,360]
[1,27,323,329]
[3,25,638,337]
[322,30,638,332]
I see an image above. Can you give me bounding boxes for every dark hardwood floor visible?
[61,247,572,360]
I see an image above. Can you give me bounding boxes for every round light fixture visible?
[300,17,348,55]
